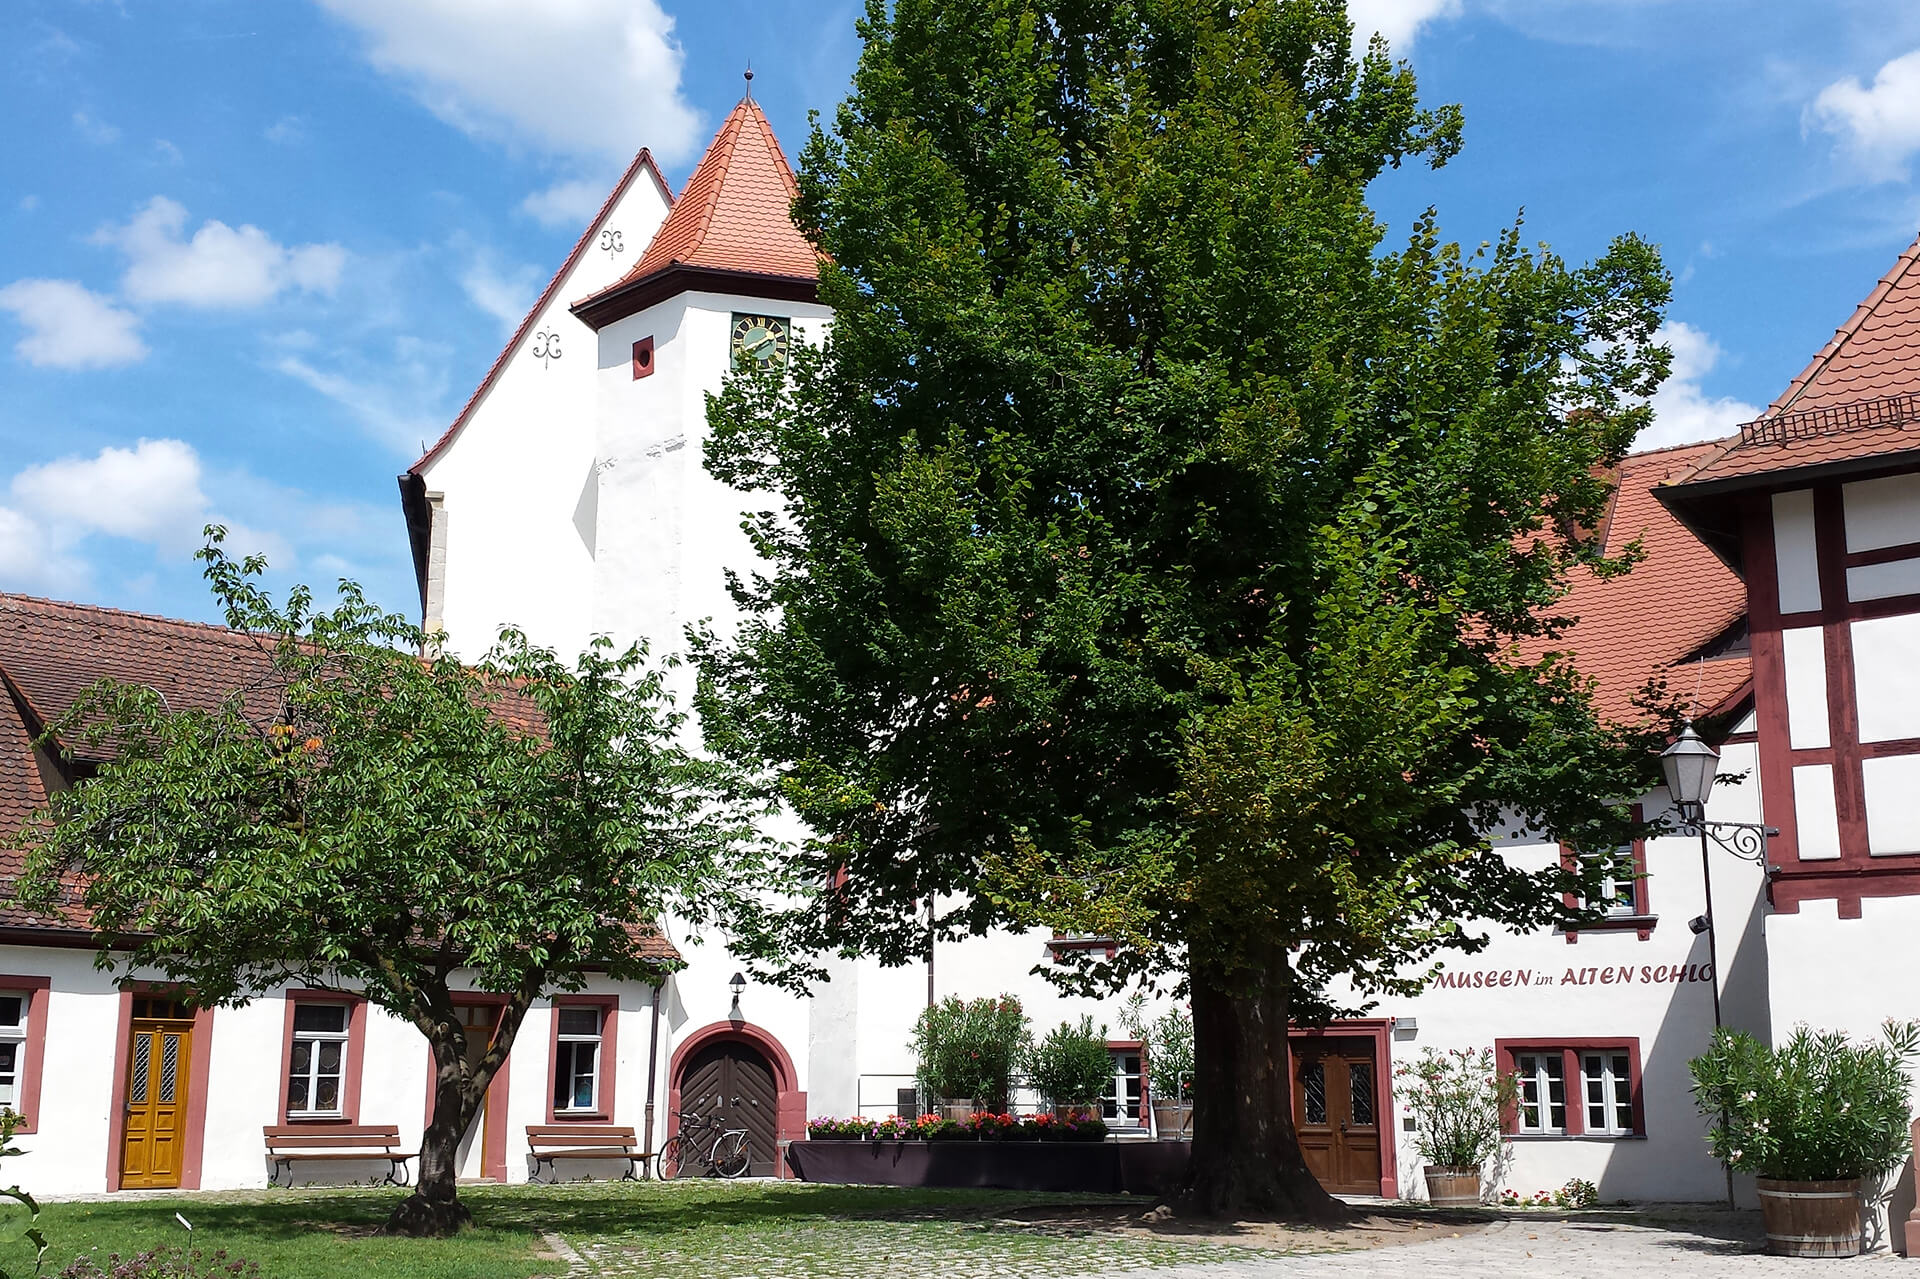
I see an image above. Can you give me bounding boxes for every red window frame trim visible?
[1494,1037,1644,1138]
[1560,804,1654,942]
[278,990,368,1125]
[1103,1037,1148,1125]
[546,994,619,1124]
[1045,934,1118,962]
[0,976,51,1134]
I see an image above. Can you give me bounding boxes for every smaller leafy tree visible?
[14,535,774,1235]
[1690,1021,1920,1183]
[1026,1017,1114,1110]
[910,996,1030,1110]
[0,1110,47,1278]
[1122,996,1195,1103]
[1394,1047,1517,1171]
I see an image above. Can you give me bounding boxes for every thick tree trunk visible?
[1180,942,1349,1222]
[379,985,534,1236]
[384,1064,478,1237]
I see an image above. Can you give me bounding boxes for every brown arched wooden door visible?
[678,1040,779,1176]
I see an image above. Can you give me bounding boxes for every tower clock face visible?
[730,313,791,368]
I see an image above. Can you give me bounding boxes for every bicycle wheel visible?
[657,1135,687,1180]
[712,1130,751,1179]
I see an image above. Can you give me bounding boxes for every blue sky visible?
[4,0,1920,626]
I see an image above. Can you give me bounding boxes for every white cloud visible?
[16,195,38,214]
[1348,0,1462,54]
[264,116,305,145]
[520,178,607,229]
[0,279,147,369]
[274,334,454,455]
[11,439,209,547]
[97,196,346,309]
[459,256,542,333]
[315,0,701,164]
[1637,322,1762,450]
[0,505,85,594]
[1808,48,1920,181]
[71,110,119,145]
[0,440,325,598]
[151,138,184,166]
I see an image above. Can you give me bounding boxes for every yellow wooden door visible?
[456,1004,499,1177]
[121,1016,194,1189]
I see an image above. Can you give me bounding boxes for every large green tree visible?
[16,537,772,1235]
[699,0,1673,1215]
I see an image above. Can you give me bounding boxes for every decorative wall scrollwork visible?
[532,328,562,368]
[599,229,624,258]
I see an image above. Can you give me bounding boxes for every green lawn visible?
[8,1181,1301,1279]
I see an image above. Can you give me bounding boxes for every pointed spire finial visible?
[743,65,754,99]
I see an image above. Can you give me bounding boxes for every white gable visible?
[414,153,673,661]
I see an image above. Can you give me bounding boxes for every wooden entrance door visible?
[455,1003,500,1179]
[121,998,196,1189]
[679,1041,778,1176]
[1292,1036,1382,1196]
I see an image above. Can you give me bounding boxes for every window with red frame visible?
[1559,809,1653,940]
[1496,1039,1643,1137]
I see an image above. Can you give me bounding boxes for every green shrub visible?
[911,995,1030,1109]
[1121,995,1193,1101]
[1394,1047,1516,1170]
[1689,1020,1920,1181]
[1025,1017,1115,1108]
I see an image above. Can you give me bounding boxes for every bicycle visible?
[657,1106,751,1179]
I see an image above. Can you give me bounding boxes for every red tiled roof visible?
[0,688,81,933]
[575,96,816,315]
[409,147,673,477]
[1672,233,1920,488]
[0,595,283,748]
[1515,443,1751,726]
[0,595,677,958]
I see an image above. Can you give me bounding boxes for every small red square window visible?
[632,336,655,379]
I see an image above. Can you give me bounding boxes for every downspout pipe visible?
[644,980,664,1155]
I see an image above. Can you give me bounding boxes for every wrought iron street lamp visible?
[1658,722,1779,1031]
[1659,720,1778,1209]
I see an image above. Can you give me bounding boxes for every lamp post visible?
[728,972,746,1022]
[1658,720,1778,1208]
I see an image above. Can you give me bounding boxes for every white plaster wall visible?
[421,171,671,665]
[1773,489,1822,615]
[3,948,128,1193]
[590,292,833,711]
[1364,760,1769,1205]
[4,953,658,1195]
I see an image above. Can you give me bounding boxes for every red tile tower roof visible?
[1515,443,1751,727]
[571,95,819,328]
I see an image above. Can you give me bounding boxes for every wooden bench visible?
[263,1124,414,1188]
[527,1124,648,1182]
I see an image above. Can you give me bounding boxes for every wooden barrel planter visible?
[1423,1165,1482,1207]
[1755,1178,1863,1258]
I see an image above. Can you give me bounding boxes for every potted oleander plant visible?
[1026,1017,1115,1118]
[1395,1047,1516,1206]
[1690,1020,1920,1258]
[1123,997,1195,1140]
[911,995,1031,1119]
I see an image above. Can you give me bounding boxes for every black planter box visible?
[786,1139,1189,1195]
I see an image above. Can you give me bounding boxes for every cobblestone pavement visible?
[1102,1213,1905,1279]
[565,1215,1294,1279]
[556,1205,1914,1279]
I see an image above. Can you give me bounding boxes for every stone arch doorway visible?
[668,1021,804,1178]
